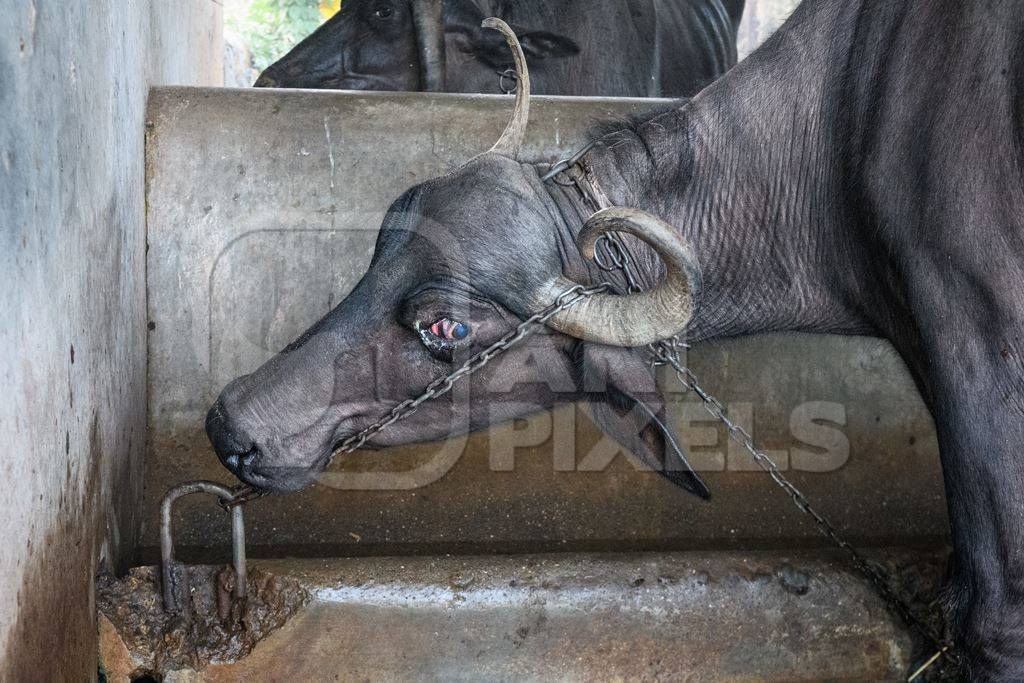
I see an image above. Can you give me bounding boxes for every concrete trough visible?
[100,550,947,681]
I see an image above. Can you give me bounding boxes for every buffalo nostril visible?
[224,447,258,477]
[206,399,256,472]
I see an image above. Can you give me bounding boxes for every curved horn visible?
[536,208,701,347]
[413,0,446,92]
[482,18,530,158]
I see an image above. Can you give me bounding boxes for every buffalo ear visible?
[577,343,710,500]
[470,26,579,68]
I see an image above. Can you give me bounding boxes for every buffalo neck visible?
[580,0,878,344]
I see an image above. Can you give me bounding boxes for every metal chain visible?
[594,226,954,669]
[327,283,610,461]
[651,341,949,645]
[593,231,644,295]
[220,285,607,507]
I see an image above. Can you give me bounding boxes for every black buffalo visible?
[211,3,1024,678]
[254,0,744,97]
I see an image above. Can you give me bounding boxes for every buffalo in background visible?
[254,0,744,97]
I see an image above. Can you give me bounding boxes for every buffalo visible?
[254,0,744,97]
[210,2,1024,679]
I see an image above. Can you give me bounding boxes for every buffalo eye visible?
[373,4,394,19]
[427,318,470,341]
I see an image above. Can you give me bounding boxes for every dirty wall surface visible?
[0,2,221,680]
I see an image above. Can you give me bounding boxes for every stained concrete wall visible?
[0,2,222,680]
[144,87,948,561]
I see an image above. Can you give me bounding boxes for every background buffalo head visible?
[253,0,578,91]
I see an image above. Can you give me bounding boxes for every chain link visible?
[218,483,268,510]
[594,232,644,295]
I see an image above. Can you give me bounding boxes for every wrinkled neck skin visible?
[576,0,875,344]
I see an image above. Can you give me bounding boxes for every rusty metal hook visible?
[160,481,247,614]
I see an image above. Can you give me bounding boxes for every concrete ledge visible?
[101,550,948,681]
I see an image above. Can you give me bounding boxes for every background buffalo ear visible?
[470,26,579,68]
[577,343,710,500]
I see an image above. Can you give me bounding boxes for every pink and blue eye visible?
[429,318,470,341]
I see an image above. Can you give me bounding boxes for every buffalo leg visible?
[918,324,1024,679]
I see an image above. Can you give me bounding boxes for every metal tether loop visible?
[161,481,247,614]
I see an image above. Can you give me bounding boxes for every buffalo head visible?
[253,0,578,92]
[211,20,705,498]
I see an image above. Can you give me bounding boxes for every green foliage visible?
[226,0,326,71]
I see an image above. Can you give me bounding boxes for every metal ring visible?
[498,68,518,95]
[593,234,627,271]
[160,480,247,614]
